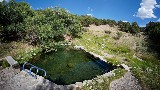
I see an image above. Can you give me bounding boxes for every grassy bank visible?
[0,41,41,64]
[72,25,160,90]
[0,25,160,89]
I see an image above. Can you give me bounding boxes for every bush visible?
[105,30,111,34]
[113,32,122,40]
[118,21,131,32]
[24,7,82,52]
[118,21,140,34]
[78,15,117,27]
[130,22,140,34]
[0,0,33,41]
[146,22,160,52]
[0,1,82,53]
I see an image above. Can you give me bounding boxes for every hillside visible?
[73,25,160,90]
[0,0,160,90]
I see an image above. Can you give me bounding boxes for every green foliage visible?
[113,32,122,40]
[15,47,42,64]
[106,57,121,65]
[146,22,160,42]
[73,27,160,90]
[130,54,160,90]
[0,0,82,52]
[0,0,33,41]
[82,68,126,90]
[0,60,10,68]
[118,21,131,32]
[109,45,131,54]
[118,21,140,34]
[78,15,95,27]
[130,22,140,34]
[145,22,160,52]
[24,7,82,52]
[79,15,117,27]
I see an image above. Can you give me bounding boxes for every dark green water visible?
[30,47,115,85]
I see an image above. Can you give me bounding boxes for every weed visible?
[73,25,160,89]
[113,32,122,40]
[82,68,126,90]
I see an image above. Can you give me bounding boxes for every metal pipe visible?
[22,62,47,78]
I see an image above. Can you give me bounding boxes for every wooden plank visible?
[5,56,18,66]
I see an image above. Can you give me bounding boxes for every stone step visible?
[0,68,90,90]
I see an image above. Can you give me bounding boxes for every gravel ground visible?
[0,67,57,90]
[110,71,142,90]
[0,67,142,90]
[0,67,82,90]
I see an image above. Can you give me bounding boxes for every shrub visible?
[0,0,33,41]
[130,22,140,34]
[24,7,82,52]
[118,21,131,32]
[78,15,117,27]
[146,22,160,52]
[113,32,122,40]
[105,30,111,34]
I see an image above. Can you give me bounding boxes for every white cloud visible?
[135,0,159,19]
[86,14,93,17]
[158,18,160,22]
[87,7,93,12]
[156,4,160,8]
[122,21,128,22]
[139,25,146,27]
[86,7,93,17]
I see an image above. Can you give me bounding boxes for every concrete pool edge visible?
[22,68,118,90]
[0,45,128,90]
[74,46,131,71]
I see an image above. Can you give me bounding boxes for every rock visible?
[103,70,115,77]
[89,52,107,62]
[0,68,58,90]
[74,45,84,49]
[133,54,143,61]
[102,52,114,58]
[120,64,131,71]
[66,84,76,90]
[75,82,83,89]
[110,72,142,90]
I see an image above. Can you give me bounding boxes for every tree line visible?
[0,0,82,52]
[0,0,160,52]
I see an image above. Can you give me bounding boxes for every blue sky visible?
[16,0,160,27]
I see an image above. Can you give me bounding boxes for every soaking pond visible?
[28,47,116,85]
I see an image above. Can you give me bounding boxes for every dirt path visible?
[110,72,142,90]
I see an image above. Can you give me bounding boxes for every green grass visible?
[73,32,131,56]
[82,68,126,90]
[129,54,160,90]
[72,30,160,90]
[1,27,160,89]
[105,57,121,65]
[0,60,10,68]
[0,42,41,64]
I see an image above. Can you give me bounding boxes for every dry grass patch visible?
[0,42,41,63]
